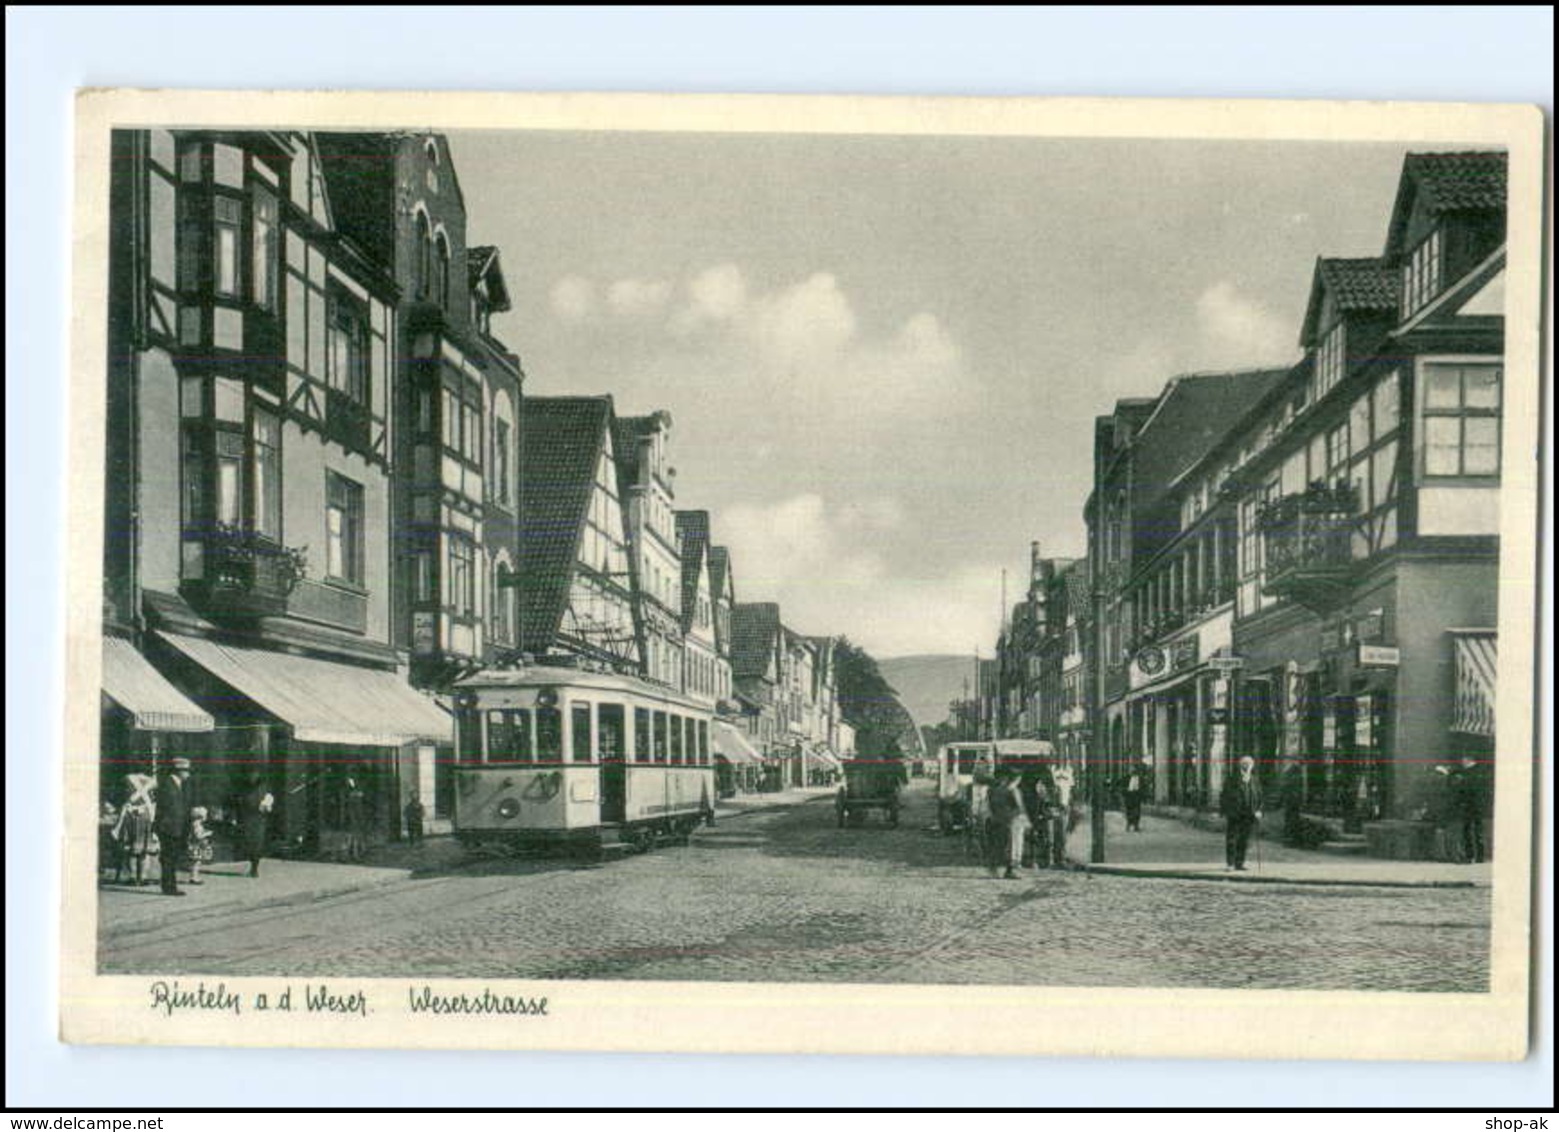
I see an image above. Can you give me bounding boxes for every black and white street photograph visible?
[46,79,1542,1068]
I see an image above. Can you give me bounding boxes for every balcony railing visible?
[184,524,308,620]
[1258,483,1358,609]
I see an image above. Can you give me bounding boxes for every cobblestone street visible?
[100,782,1489,991]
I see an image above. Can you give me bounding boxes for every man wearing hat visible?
[1219,755,1264,871]
[154,757,194,896]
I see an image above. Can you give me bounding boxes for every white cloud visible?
[1194,280,1293,366]
[717,493,1004,657]
[606,277,671,318]
[550,275,596,322]
[672,263,748,332]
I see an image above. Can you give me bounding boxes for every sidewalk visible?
[98,857,413,935]
[101,788,832,934]
[1065,810,1491,888]
[716,784,834,819]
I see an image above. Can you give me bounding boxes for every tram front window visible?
[487,709,533,763]
[599,704,625,762]
[572,703,594,763]
[536,707,562,763]
[456,707,482,764]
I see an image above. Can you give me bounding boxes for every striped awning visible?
[101,636,214,732]
[1451,630,1497,737]
[711,720,762,765]
[158,632,450,747]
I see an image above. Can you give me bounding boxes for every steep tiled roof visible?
[1131,369,1290,520]
[517,396,614,654]
[1407,151,1507,212]
[1319,257,1400,311]
[708,546,731,603]
[730,603,781,679]
[674,511,710,632]
[1385,150,1507,256]
[1300,257,1401,344]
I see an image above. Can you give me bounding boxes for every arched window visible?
[435,231,451,310]
[413,210,431,299]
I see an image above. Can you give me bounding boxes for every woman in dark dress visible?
[235,773,273,877]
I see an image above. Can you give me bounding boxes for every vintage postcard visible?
[62,90,1544,1059]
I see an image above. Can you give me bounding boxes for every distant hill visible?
[878,654,980,729]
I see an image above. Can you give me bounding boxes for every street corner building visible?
[1079,150,1506,859]
[100,129,533,859]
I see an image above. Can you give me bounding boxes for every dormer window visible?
[1316,321,1346,398]
[1401,228,1443,318]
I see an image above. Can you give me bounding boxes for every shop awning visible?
[102,636,214,732]
[808,747,844,771]
[711,720,762,765]
[1451,630,1497,737]
[158,632,450,747]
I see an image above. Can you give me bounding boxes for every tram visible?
[450,662,717,856]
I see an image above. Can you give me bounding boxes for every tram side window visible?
[634,707,651,764]
[487,709,532,763]
[572,703,594,763]
[698,720,709,766]
[653,711,668,764]
[670,714,684,764]
[687,718,699,766]
[536,707,562,763]
[456,707,482,764]
[599,704,625,761]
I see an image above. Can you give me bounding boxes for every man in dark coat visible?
[153,757,194,895]
[1219,755,1263,871]
[235,772,273,877]
[1448,755,1490,864]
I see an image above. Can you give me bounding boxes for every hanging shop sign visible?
[1356,644,1400,668]
[1355,609,1385,643]
[1135,645,1167,678]
[1320,622,1344,654]
[1207,654,1245,673]
[1171,637,1200,673]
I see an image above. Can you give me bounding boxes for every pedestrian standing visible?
[404,795,425,847]
[1050,764,1076,867]
[153,757,194,895]
[1123,768,1145,832]
[98,801,121,882]
[185,806,213,885]
[344,773,368,862]
[1220,755,1264,871]
[1449,755,1489,864]
[235,772,273,878]
[113,773,158,886]
[985,766,1029,880]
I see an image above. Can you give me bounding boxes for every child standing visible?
[186,806,214,886]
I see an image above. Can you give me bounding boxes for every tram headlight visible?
[496,797,521,820]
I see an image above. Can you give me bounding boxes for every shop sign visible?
[1356,694,1374,748]
[1171,637,1200,672]
[1357,644,1399,667]
[1207,654,1244,673]
[1355,609,1385,642]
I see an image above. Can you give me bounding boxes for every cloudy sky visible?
[447,130,1421,658]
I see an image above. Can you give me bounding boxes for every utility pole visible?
[1088,457,1107,864]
